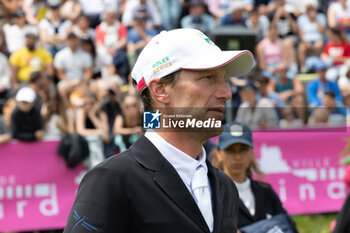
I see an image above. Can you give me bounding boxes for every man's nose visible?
[216,80,232,101]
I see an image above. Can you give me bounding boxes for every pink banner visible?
[253,128,350,215]
[0,141,85,232]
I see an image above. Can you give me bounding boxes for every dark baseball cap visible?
[218,122,253,150]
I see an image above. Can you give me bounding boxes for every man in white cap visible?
[64,28,254,233]
[11,87,44,141]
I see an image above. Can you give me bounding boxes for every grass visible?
[292,213,338,233]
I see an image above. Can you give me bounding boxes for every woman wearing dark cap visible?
[212,121,298,232]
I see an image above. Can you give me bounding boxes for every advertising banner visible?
[0,141,85,232]
[254,128,350,215]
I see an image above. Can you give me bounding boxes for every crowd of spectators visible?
[0,0,349,168]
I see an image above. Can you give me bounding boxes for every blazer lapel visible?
[131,136,210,233]
[207,162,223,233]
[238,199,255,221]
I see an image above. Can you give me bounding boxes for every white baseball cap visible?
[16,87,36,103]
[131,28,254,93]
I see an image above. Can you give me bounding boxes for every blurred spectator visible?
[322,91,347,125]
[208,0,232,19]
[327,0,350,41]
[71,14,95,40]
[321,27,350,81]
[306,61,342,107]
[60,0,81,21]
[290,93,309,125]
[95,8,129,80]
[102,86,121,131]
[209,0,253,19]
[246,7,270,42]
[0,28,9,56]
[338,65,350,95]
[284,0,319,17]
[3,9,30,54]
[235,81,279,129]
[1,0,23,16]
[0,50,11,112]
[54,32,92,108]
[23,0,48,25]
[81,36,114,80]
[308,106,330,126]
[41,91,66,140]
[0,115,11,144]
[127,11,157,68]
[254,0,275,16]
[39,1,72,56]
[9,26,53,91]
[79,0,119,28]
[113,94,142,152]
[76,92,109,169]
[11,87,44,141]
[156,0,181,30]
[297,2,326,72]
[257,75,285,109]
[122,0,162,30]
[256,25,283,75]
[268,0,298,72]
[279,105,304,128]
[269,0,298,40]
[28,70,46,106]
[181,0,215,34]
[219,1,247,26]
[267,63,304,104]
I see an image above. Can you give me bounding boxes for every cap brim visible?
[181,50,254,77]
[218,138,253,150]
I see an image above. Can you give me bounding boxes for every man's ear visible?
[148,78,170,105]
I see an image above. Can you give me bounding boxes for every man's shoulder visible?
[210,165,237,192]
[97,148,137,174]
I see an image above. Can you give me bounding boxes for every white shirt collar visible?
[145,129,208,187]
[234,178,251,191]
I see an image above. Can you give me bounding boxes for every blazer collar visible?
[131,136,224,233]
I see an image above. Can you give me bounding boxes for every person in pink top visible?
[95,8,129,80]
[256,25,283,74]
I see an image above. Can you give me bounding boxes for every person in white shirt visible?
[54,32,92,108]
[122,0,162,30]
[3,9,31,54]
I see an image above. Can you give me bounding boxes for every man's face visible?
[166,66,231,121]
[18,101,34,113]
[67,37,79,49]
[323,95,335,108]
[25,35,36,50]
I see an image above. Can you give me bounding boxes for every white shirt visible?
[234,178,255,216]
[54,47,92,81]
[122,0,162,27]
[3,24,30,53]
[79,0,119,15]
[144,130,212,202]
